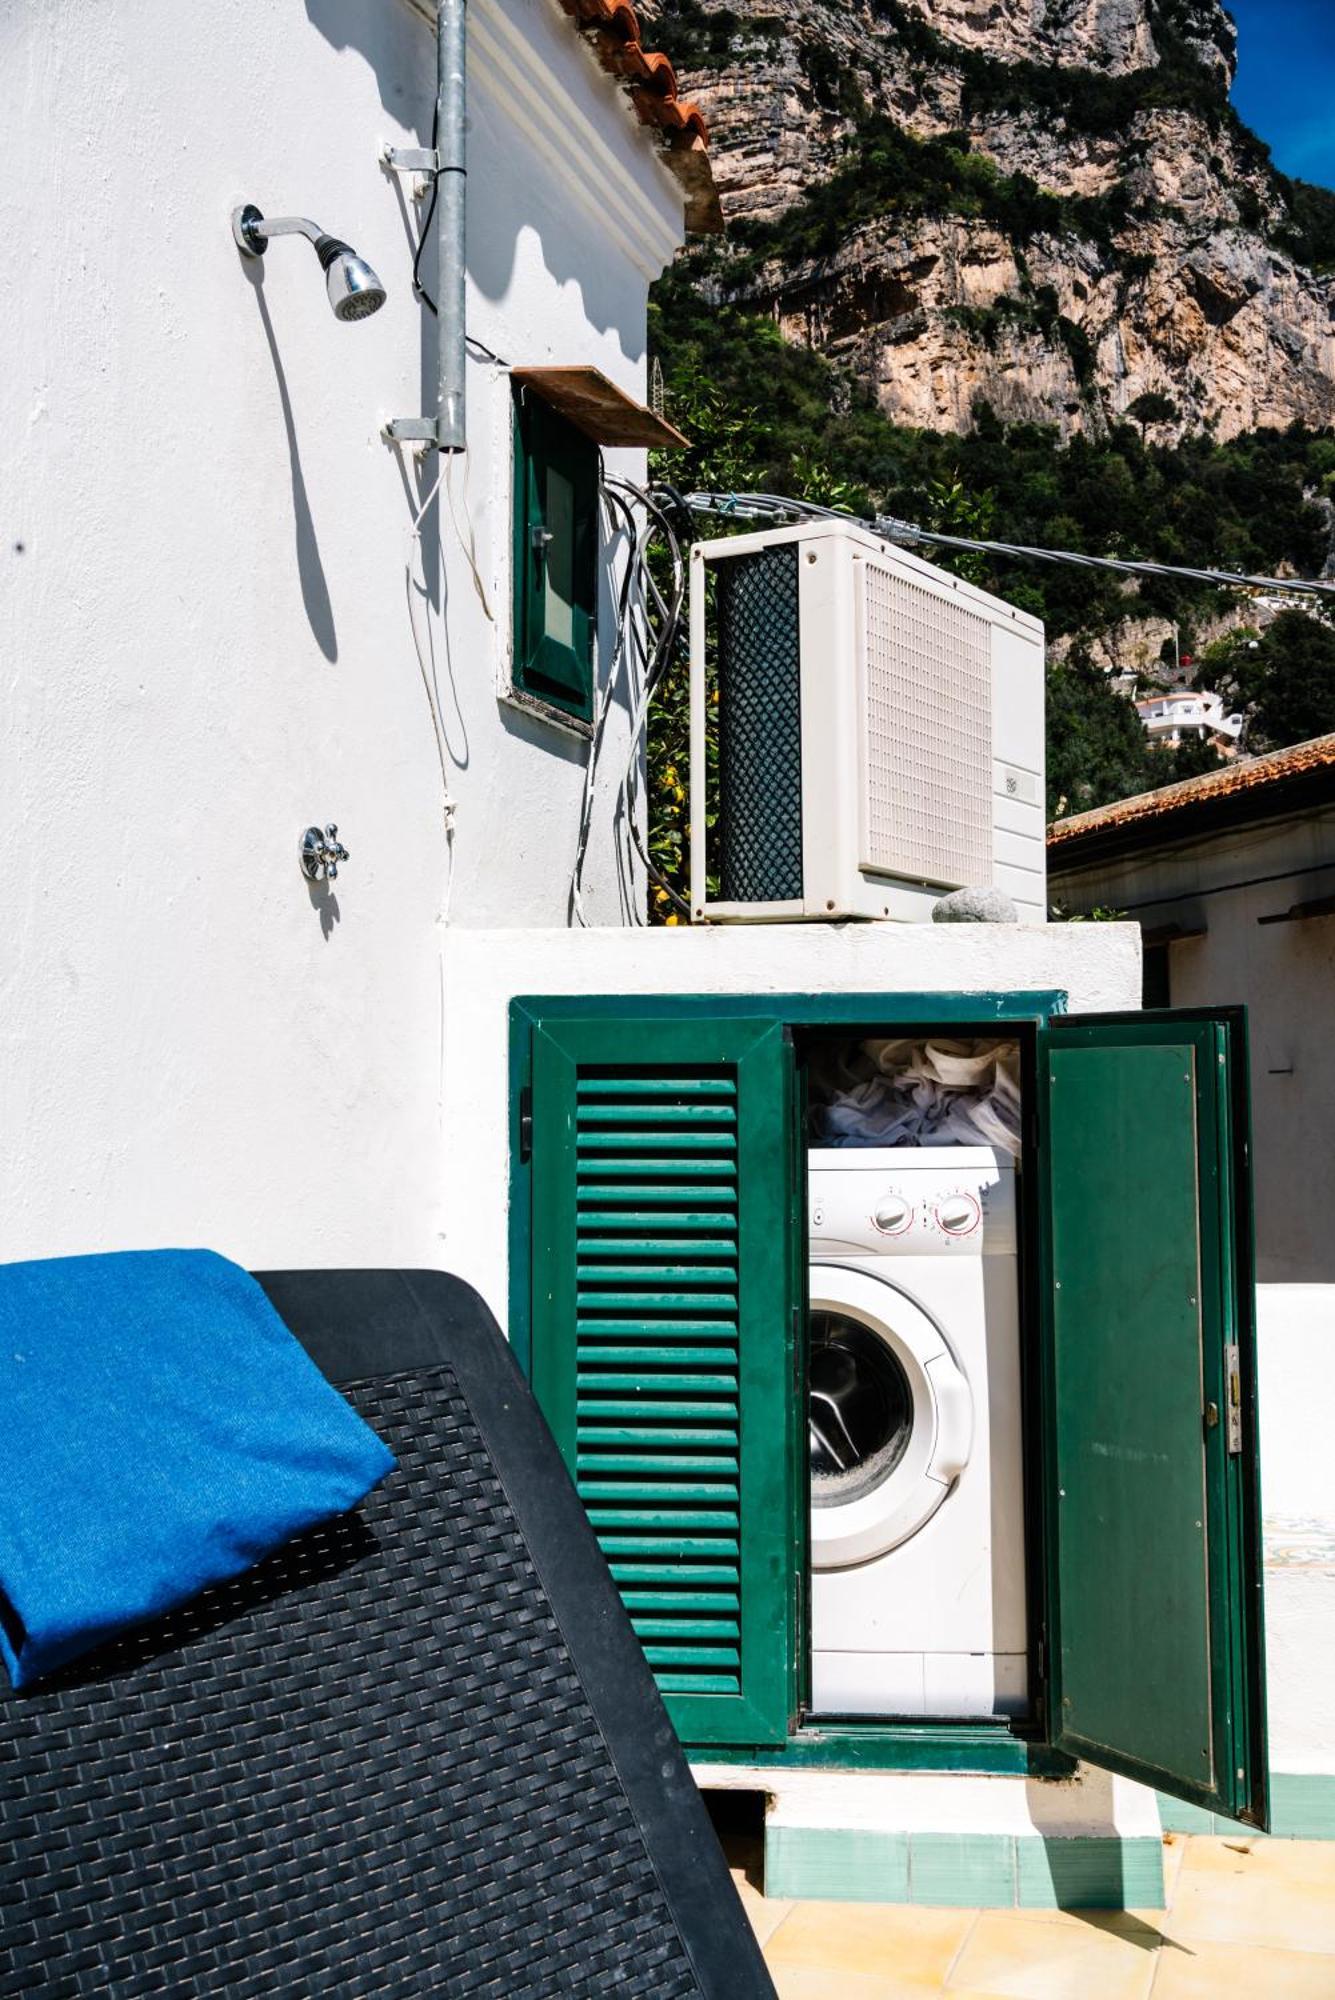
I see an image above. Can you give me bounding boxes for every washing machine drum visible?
[808,1264,974,1571]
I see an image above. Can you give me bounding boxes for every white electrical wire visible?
[444,451,496,624]
[570,477,689,925]
[404,465,458,922]
[681,490,1335,601]
[606,478,689,921]
[569,487,637,926]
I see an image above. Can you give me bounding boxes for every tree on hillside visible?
[1126,392,1179,442]
[1210,610,1335,750]
[1249,611,1335,747]
[1046,645,1157,818]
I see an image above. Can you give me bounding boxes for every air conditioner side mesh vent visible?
[715,546,803,903]
[862,563,993,888]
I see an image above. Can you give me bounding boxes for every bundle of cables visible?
[570,477,693,925]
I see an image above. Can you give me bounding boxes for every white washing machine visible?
[808,1146,1029,1720]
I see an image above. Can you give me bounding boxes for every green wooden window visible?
[511,391,598,723]
[528,1014,803,1747]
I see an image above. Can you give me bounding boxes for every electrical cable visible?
[605,477,691,919]
[410,104,510,368]
[444,452,495,622]
[571,477,690,925]
[404,467,458,919]
[569,484,639,926]
[411,105,441,314]
[679,490,1335,601]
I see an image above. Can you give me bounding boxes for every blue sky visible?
[1227,0,1335,188]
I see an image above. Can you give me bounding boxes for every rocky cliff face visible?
[647,0,1335,442]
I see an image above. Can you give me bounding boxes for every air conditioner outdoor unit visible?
[688,518,1047,923]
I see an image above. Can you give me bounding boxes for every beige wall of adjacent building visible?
[1052,803,1335,1284]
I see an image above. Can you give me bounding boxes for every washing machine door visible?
[808,1263,974,1571]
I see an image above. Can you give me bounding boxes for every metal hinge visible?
[518,1086,533,1164]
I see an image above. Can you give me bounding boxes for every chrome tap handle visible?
[300,823,350,883]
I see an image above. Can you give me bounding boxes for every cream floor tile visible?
[945,1909,1158,2000]
[1150,1937,1335,1999]
[766,1901,976,1989]
[1158,1834,1189,1908]
[991,1908,1169,1948]
[739,1889,794,1951]
[1161,1837,1335,1955]
[770,1964,956,2000]
[731,1848,791,1944]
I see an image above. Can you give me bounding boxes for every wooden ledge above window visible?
[511,366,688,449]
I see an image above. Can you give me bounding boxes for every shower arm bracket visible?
[383,417,443,447]
[382,144,443,179]
[380,149,446,445]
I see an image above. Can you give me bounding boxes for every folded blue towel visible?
[0,1249,395,1688]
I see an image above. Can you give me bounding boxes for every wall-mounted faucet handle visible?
[300,823,350,884]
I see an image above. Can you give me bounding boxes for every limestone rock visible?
[932,887,1022,922]
[650,0,1335,444]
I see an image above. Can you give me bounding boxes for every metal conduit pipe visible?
[436,0,467,453]
[384,0,467,451]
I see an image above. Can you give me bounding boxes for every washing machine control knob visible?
[936,1192,981,1235]
[872,1193,913,1235]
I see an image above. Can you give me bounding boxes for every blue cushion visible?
[0,1249,395,1688]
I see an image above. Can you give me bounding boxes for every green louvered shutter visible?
[530,1014,799,1748]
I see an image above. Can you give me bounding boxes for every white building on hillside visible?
[1136,687,1246,749]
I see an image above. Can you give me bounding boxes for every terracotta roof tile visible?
[559,0,722,232]
[1048,732,1335,851]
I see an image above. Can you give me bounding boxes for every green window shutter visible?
[530,1014,800,1748]
[511,392,598,722]
[1038,1008,1267,1829]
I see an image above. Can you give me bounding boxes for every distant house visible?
[1049,733,1335,1284]
[1135,687,1246,752]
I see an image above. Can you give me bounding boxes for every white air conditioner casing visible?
[688,519,1047,923]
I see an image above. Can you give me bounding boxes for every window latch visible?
[1225,1342,1243,1454]
[530,525,555,567]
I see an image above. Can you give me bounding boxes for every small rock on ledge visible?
[932,886,1019,924]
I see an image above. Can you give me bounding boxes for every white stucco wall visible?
[1050,806,1335,1283]
[1257,1284,1335,1775]
[0,0,684,1269]
[439,920,1144,1321]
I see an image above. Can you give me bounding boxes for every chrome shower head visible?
[316,237,387,322]
[231,204,387,322]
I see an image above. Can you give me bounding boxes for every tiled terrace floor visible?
[724,1831,1335,1998]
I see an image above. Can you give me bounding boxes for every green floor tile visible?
[765,1827,911,1902]
[909,1833,1016,1905]
[1016,1835,1165,1908]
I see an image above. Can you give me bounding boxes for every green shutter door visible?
[1039,1010,1267,1827]
[530,1015,799,1748]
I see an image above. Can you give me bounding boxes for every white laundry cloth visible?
[811,1038,1022,1156]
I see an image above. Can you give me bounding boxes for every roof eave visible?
[559,0,723,234]
[1048,755,1335,874]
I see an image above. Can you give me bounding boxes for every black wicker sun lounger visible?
[0,1269,776,1999]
